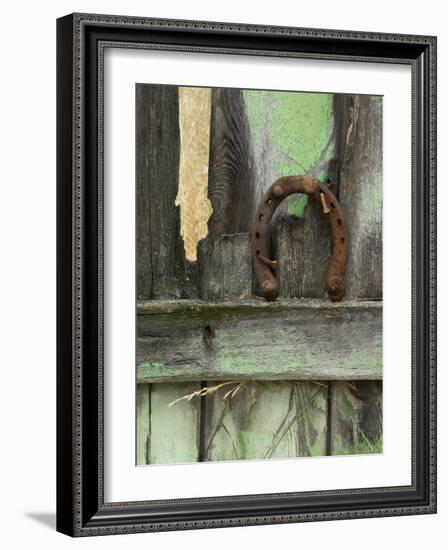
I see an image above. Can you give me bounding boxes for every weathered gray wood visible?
[198,233,252,301]
[136,384,150,465]
[136,85,153,300]
[272,200,332,298]
[137,300,382,382]
[202,381,328,461]
[206,88,256,240]
[338,95,383,300]
[330,381,383,455]
[135,84,198,299]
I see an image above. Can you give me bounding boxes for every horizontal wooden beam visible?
[137,299,382,382]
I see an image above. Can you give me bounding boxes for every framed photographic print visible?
[56,13,437,536]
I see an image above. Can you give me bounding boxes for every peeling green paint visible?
[243,90,334,218]
[243,91,334,176]
[287,194,309,218]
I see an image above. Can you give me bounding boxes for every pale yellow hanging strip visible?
[175,87,213,261]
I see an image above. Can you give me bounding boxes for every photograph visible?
[135,84,383,465]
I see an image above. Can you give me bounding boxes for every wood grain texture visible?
[337,95,383,299]
[198,233,252,301]
[196,89,256,298]
[273,201,332,298]
[136,84,198,299]
[202,381,328,461]
[330,381,383,455]
[136,384,150,465]
[148,382,201,464]
[135,85,153,300]
[137,300,382,382]
[206,88,256,239]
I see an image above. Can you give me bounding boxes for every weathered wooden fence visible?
[136,84,383,464]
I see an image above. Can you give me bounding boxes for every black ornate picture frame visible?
[57,13,437,536]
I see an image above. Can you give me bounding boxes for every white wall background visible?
[0,1,445,548]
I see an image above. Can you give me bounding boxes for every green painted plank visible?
[330,381,383,455]
[202,381,328,461]
[148,383,201,464]
[136,384,150,465]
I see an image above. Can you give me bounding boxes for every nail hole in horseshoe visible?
[341,237,345,243]
[330,202,335,209]
[256,250,260,255]
[255,232,260,238]
[337,219,342,225]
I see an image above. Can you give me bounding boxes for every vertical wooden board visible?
[198,233,252,301]
[136,85,153,300]
[330,381,383,455]
[206,88,256,239]
[243,90,337,299]
[136,384,150,465]
[273,201,332,298]
[338,95,383,299]
[135,84,198,299]
[203,382,328,461]
[149,383,201,464]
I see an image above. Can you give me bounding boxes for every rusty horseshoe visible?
[251,176,348,302]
